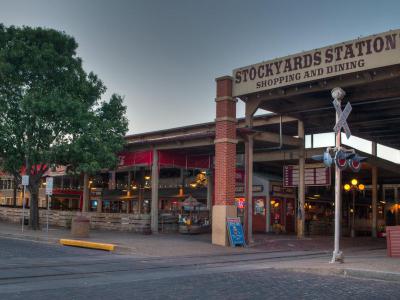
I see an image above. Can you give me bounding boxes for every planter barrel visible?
[71,215,90,238]
[386,226,400,257]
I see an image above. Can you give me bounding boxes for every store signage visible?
[235,185,264,194]
[235,197,245,209]
[232,29,400,96]
[283,164,331,187]
[226,217,245,247]
[45,165,67,177]
[235,169,245,183]
[271,185,295,195]
[22,175,29,186]
[90,188,103,197]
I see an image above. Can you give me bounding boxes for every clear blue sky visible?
[1,0,400,134]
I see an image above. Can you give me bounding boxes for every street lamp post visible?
[344,179,365,238]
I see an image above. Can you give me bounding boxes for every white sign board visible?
[233,29,400,96]
[45,177,54,195]
[22,175,29,186]
[283,164,331,187]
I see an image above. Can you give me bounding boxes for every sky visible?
[1,0,400,137]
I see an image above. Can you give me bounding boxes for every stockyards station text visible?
[233,31,400,96]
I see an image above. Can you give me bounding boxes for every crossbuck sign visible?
[333,100,352,139]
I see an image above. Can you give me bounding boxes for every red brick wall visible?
[216,100,236,119]
[216,77,232,98]
[214,76,236,206]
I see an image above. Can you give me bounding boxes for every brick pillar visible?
[212,76,237,246]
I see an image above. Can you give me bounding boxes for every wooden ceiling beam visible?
[253,131,300,147]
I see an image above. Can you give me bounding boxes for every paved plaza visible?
[0,236,399,300]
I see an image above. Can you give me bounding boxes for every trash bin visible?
[386,226,400,257]
[71,215,90,238]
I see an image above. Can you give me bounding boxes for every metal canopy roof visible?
[241,65,400,149]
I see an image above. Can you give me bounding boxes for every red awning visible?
[158,150,211,169]
[21,165,66,177]
[118,150,211,169]
[21,164,48,175]
[158,150,186,168]
[118,150,153,167]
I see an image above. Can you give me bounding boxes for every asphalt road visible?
[0,237,399,300]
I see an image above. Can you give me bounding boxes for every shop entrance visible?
[269,197,295,233]
[285,198,295,233]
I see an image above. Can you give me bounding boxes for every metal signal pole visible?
[331,87,345,263]
[22,184,26,232]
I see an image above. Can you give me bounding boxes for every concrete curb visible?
[59,239,116,251]
[343,268,400,282]
[279,267,400,282]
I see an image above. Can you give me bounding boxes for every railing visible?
[0,207,151,232]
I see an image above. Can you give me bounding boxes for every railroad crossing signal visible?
[333,100,352,139]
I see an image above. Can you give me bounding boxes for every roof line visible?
[125,113,276,139]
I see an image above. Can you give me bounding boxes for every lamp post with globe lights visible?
[344,179,365,238]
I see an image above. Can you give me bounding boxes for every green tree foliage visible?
[0,24,128,229]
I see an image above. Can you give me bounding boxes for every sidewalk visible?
[0,221,399,282]
[0,221,256,257]
[253,233,387,252]
[270,248,400,282]
[252,233,400,281]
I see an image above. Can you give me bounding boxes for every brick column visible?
[212,76,237,246]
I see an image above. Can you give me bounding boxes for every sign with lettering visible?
[227,217,245,247]
[45,177,54,195]
[233,29,400,96]
[45,166,67,177]
[22,175,29,186]
[235,185,264,194]
[271,185,295,195]
[283,164,331,187]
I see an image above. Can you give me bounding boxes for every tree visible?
[0,24,128,229]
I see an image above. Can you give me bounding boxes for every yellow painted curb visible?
[59,239,115,251]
